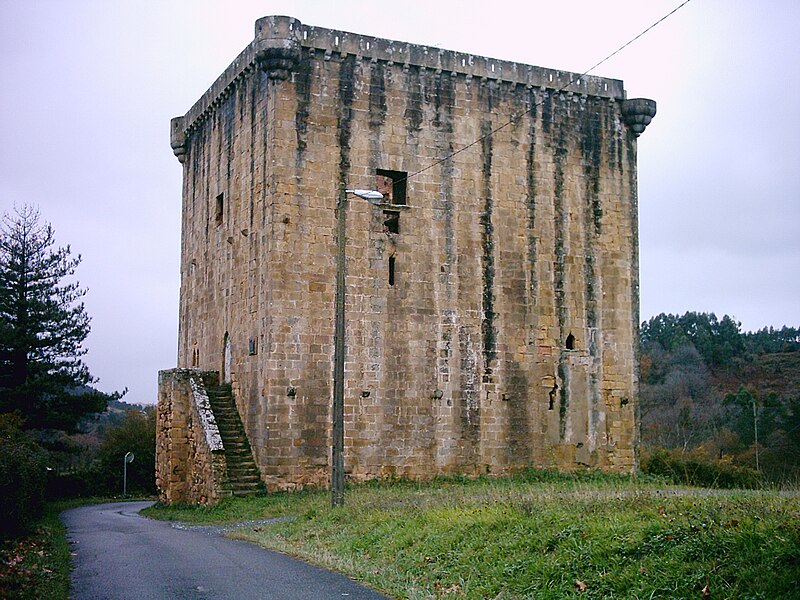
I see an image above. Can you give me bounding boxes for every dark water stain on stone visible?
[404,66,423,132]
[259,69,270,230]
[433,72,455,133]
[294,49,313,158]
[480,120,496,370]
[337,54,357,184]
[526,91,539,308]
[542,91,553,134]
[553,124,569,441]
[368,60,387,128]
[249,75,258,228]
[580,100,603,235]
[558,356,569,441]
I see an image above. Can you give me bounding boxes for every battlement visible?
[172,15,627,152]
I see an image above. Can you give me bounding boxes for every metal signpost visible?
[123,452,135,496]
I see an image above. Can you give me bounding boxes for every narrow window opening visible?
[215,193,224,226]
[191,348,199,367]
[383,210,400,234]
[376,169,407,205]
[388,256,396,286]
[548,383,558,410]
[222,332,231,382]
[566,333,575,350]
[248,338,258,356]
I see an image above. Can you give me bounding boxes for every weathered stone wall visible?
[168,16,653,490]
[156,369,227,503]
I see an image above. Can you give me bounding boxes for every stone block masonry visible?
[156,370,227,504]
[159,15,656,501]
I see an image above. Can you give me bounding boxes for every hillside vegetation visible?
[640,313,800,483]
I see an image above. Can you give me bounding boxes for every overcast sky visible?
[1,0,798,405]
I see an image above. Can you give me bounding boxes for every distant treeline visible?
[641,312,799,368]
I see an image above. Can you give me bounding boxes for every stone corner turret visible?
[621,98,657,136]
[170,116,187,163]
[254,15,302,80]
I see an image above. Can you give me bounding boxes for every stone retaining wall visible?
[156,369,228,504]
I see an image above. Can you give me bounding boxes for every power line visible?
[400,0,693,185]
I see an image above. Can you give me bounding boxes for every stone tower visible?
[158,15,656,501]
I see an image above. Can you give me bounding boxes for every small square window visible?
[376,169,407,205]
[383,210,400,234]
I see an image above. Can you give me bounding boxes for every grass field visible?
[144,471,800,599]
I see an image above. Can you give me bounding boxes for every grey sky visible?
[1,0,798,404]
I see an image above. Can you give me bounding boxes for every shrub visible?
[44,408,156,499]
[641,447,762,489]
[0,414,49,537]
[93,408,155,495]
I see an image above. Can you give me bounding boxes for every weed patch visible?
[0,504,70,599]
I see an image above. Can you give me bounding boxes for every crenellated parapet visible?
[169,15,637,162]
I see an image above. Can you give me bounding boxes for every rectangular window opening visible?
[215,193,224,226]
[248,338,258,356]
[383,210,400,234]
[376,169,407,205]
[388,256,396,286]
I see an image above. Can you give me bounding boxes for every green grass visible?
[143,471,800,599]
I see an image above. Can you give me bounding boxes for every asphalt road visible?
[61,501,390,600]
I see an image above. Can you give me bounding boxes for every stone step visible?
[225,481,262,491]
[227,472,259,481]
[217,426,245,433]
[231,489,260,497]
[226,470,260,478]
[223,447,251,456]
[226,460,255,468]
[221,439,249,448]
[227,463,256,470]
[206,383,263,496]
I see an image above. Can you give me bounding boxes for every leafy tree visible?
[639,343,717,451]
[743,326,800,354]
[641,312,744,368]
[0,205,112,431]
[0,413,48,536]
[93,408,156,494]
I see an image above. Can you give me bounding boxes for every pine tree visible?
[0,205,109,430]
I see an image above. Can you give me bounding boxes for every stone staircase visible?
[206,384,265,497]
